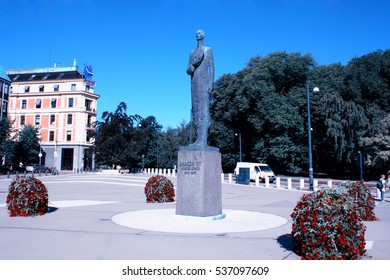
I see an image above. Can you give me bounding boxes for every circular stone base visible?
[111,209,288,234]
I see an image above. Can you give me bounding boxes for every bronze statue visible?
[186,30,215,149]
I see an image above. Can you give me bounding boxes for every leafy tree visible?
[94,102,142,167]
[136,116,162,168]
[0,117,13,164]
[15,124,40,164]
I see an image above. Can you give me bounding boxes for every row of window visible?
[47,130,92,142]
[47,130,73,142]
[20,98,94,110]
[20,84,91,93]
[21,97,74,109]
[19,113,93,126]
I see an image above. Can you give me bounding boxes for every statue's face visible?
[196,30,205,41]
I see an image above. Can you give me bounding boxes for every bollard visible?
[314,179,318,191]
[7,171,10,179]
[255,175,260,186]
[265,176,270,188]
[228,173,233,183]
[299,179,304,190]
[168,169,171,176]
[276,177,280,188]
[172,169,176,177]
[287,178,292,189]
[221,173,224,183]
[327,180,332,188]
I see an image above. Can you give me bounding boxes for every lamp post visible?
[358,151,363,181]
[306,83,320,191]
[235,133,242,162]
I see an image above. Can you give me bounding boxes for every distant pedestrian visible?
[387,174,390,189]
[377,174,386,201]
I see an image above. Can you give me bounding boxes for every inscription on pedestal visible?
[180,161,202,175]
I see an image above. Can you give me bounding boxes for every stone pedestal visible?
[176,146,222,217]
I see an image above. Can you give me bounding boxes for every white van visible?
[235,162,276,182]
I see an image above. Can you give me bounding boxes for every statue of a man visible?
[186,29,215,149]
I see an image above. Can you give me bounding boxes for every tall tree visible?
[15,124,40,164]
[94,102,142,167]
[0,117,13,164]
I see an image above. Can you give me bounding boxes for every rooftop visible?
[6,68,83,82]
[0,65,11,82]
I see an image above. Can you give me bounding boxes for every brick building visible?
[6,61,99,171]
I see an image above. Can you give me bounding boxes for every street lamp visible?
[235,133,242,162]
[358,151,363,181]
[306,83,320,191]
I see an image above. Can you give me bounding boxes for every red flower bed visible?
[6,176,49,217]
[144,175,175,203]
[291,188,366,260]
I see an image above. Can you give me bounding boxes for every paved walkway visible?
[0,172,389,260]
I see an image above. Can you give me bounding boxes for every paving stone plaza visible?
[0,172,389,260]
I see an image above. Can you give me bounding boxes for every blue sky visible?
[1,0,389,129]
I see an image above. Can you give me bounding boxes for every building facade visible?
[6,62,99,171]
[0,66,11,118]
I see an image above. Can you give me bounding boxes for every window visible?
[68,98,74,107]
[35,99,42,108]
[71,84,76,91]
[49,131,55,142]
[86,131,92,142]
[85,99,92,111]
[67,114,73,125]
[85,85,90,92]
[66,131,72,141]
[54,84,59,92]
[51,98,57,108]
[50,114,55,125]
[57,73,64,79]
[87,115,92,127]
[35,115,40,125]
[43,74,50,80]
[39,85,44,92]
[28,75,36,81]
[24,86,30,93]
[20,115,25,126]
[21,100,27,109]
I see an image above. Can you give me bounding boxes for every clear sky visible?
[1,0,389,129]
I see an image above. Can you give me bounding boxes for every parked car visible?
[26,164,49,173]
[25,164,34,172]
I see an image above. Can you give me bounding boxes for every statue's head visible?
[196,30,205,41]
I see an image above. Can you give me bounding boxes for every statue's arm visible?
[187,52,194,76]
[207,48,215,90]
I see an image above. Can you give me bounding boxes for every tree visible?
[94,102,142,167]
[15,124,40,164]
[0,117,13,165]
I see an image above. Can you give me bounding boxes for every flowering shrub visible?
[342,181,378,221]
[291,188,366,260]
[6,176,49,217]
[144,175,175,203]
